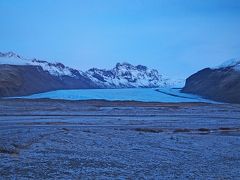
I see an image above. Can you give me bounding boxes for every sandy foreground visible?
[0,99,240,179]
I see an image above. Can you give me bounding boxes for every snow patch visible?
[0,52,182,87]
[0,52,78,77]
[214,58,240,72]
[30,60,76,77]
[0,52,29,65]
[85,63,170,88]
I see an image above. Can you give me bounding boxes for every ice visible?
[19,88,216,103]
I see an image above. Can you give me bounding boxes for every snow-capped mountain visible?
[0,51,179,97]
[86,62,169,88]
[0,52,175,86]
[215,58,240,71]
[0,52,84,78]
[183,58,240,103]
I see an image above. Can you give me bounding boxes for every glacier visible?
[20,88,216,103]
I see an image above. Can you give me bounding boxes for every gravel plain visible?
[0,99,240,179]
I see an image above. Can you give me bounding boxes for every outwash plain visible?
[0,99,240,179]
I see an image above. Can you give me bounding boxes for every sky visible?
[0,0,240,78]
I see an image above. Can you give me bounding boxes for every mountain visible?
[182,58,240,103]
[0,52,96,97]
[85,62,169,88]
[0,52,176,97]
[0,52,86,77]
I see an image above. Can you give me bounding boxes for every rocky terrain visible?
[86,62,169,88]
[182,58,240,104]
[0,64,96,97]
[0,99,240,179]
[0,52,174,97]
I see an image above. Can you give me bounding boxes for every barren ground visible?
[0,99,240,179]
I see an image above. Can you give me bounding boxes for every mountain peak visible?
[0,51,28,65]
[86,62,170,88]
[219,58,240,68]
[0,52,79,77]
[0,51,21,58]
[115,62,148,71]
[214,58,240,72]
[115,62,134,69]
[136,64,148,71]
[0,52,181,88]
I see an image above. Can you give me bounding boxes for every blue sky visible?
[1,0,240,78]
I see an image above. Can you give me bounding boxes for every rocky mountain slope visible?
[0,52,175,97]
[86,63,169,88]
[182,58,240,103]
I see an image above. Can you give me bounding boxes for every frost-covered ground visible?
[0,99,240,179]
[18,88,216,103]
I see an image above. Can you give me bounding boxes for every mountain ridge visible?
[0,51,182,97]
[182,58,240,103]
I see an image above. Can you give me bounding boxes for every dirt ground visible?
[1,99,240,179]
